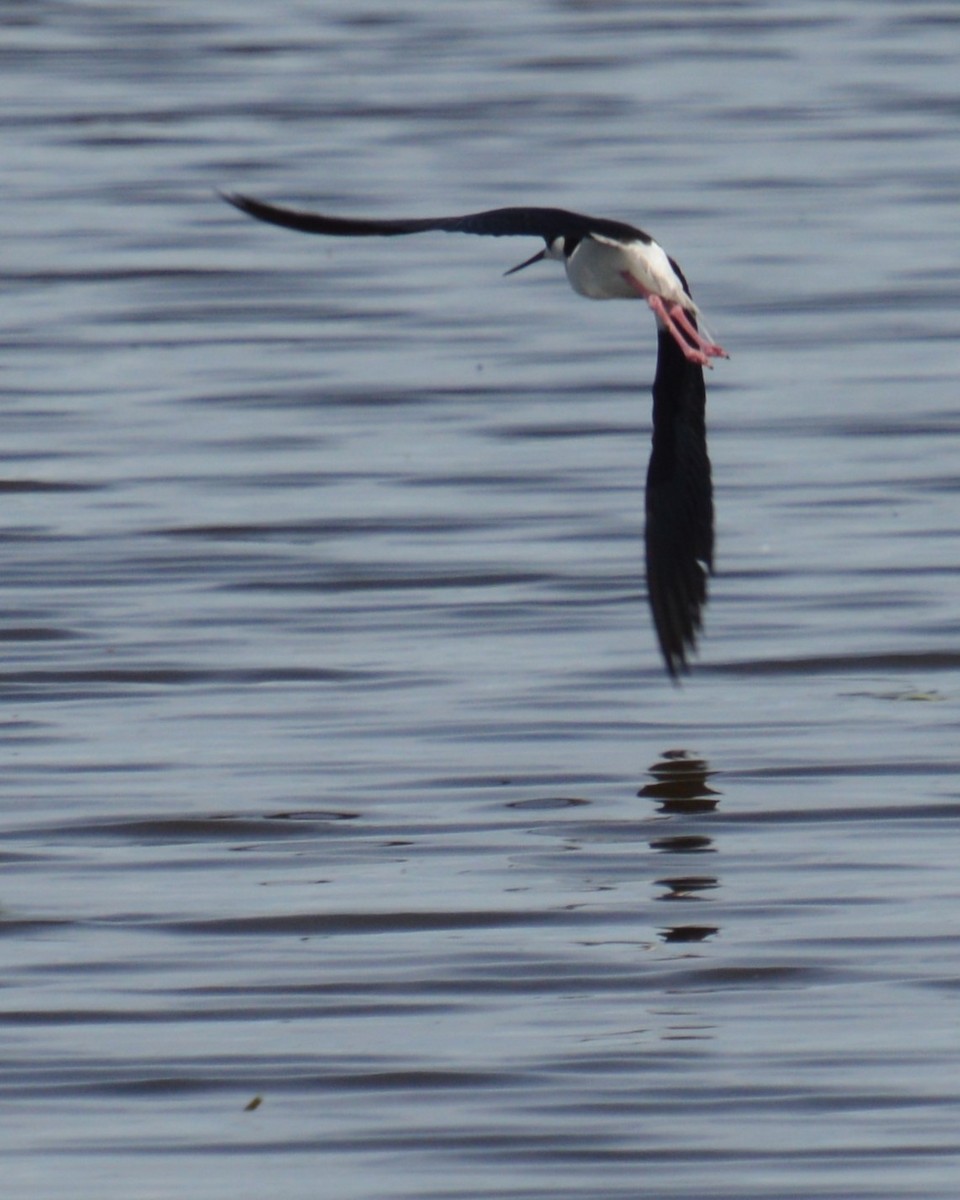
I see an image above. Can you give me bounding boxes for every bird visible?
[222,192,726,676]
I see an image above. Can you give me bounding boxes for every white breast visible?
[564,234,697,313]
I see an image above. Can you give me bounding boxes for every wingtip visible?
[664,652,689,683]
[218,189,251,213]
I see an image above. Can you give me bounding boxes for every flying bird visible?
[222,192,727,676]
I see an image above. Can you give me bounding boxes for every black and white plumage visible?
[222,192,725,675]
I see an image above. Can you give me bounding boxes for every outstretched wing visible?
[221,193,649,246]
[223,189,707,676]
[644,312,714,678]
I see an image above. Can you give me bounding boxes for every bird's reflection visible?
[639,748,720,815]
[641,750,721,944]
[657,875,719,900]
[660,925,718,945]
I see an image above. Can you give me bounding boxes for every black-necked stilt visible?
[223,192,725,676]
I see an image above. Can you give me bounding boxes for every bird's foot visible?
[667,302,729,363]
[646,295,729,367]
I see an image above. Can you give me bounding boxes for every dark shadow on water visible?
[639,749,721,815]
[641,751,721,945]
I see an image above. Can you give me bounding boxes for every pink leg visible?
[646,295,729,367]
[668,303,729,361]
[620,271,728,366]
[646,295,711,366]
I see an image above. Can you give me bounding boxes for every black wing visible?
[644,301,714,678]
[221,192,650,246]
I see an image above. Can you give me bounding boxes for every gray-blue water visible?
[3,2,960,1197]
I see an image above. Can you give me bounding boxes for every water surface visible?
[3,2,960,1198]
